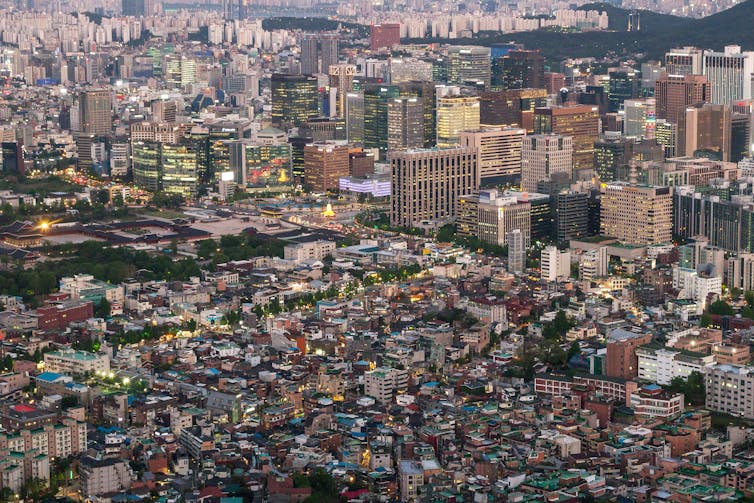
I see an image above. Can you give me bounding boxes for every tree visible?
[197,239,218,259]
[95,298,111,318]
[151,191,184,209]
[700,312,713,328]
[708,299,734,316]
[436,223,456,243]
[567,341,581,361]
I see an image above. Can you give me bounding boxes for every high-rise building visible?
[507,229,525,274]
[458,127,525,186]
[623,98,656,138]
[328,64,356,117]
[479,88,548,132]
[370,23,401,50]
[655,74,710,123]
[493,49,544,90]
[345,92,364,145]
[303,143,350,192]
[390,147,478,227]
[122,0,144,16]
[387,97,424,152]
[600,183,673,245]
[271,74,319,129]
[656,119,678,157]
[447,46,491,89]
[1,141,24,177]
[399,81,437,148]
[678,103,732,161]
[703,45,754,105]
[665,47,704,75]
[132,140,161,191]
[593,137,634,183]
[363,84,401,158]
[607,68,640,112]
[300,34,339,75]
[476,189,531,247]
[541,245,571,281]
[436,95,480,147]
[534,105,599,173]
[161,142,199,198]
[79,89,112,135]
[521,134,573,192]
[554,191,589,243]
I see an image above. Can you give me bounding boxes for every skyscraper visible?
[493,49,544,90]
[678,103,732,161]
[271,74,319,129]
[607,68,640,112]
[446,46,491,89]
[623,98,656,138]
[655,74,710,123]
[521,134,573,192]
[364,84,400,158]
[703,45,754,105]
[593,137,634,183]
[554,191,589,243]
[328,64,356,117]
[304,143,350,192]
[436,95,480,147]
[534,105,599,174]
[161,142,199,198]
[132,140,161,191]
[79,89,112,135]
[458,127,525,186]
[600,183,673,245]
[479,88,548,131]
[477,189,531,247]
[507,229,525,274]
[665,47,704,75]
[300,34,339,75]
[390,147,478,227]
[387,97,424,152]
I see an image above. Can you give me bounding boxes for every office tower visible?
[606,330,652,380]
[390,147,478,227]
[458,127,525,186]
[387,97,424,152]
[503,190,553,242]
[665,47,704,75]
[607,68,640,112]
[521,134,573,192]
[229,137,292,187]
[732,113,752,162]
[544,72,566,95]
[349,150,375,177]
[300,35,319,75]
[534,105,599,173]
[299,118,346,143]
[370,23,401,50]
[304,143,350,192]
[703,46,754,105]
[493,49,544,90]
[476,189,531,246]
[656,119,678,157]
[507,229,525,274]
[364,84,400,159]
[554,191,588,243]
[593,137,634,183]
[479,88,548,132]
[328,64,356,117]
[436,95,480,147]
[319,35,339,75]
[446,46,491,89]
[541,245,571,281]
[132,140,161,191]
[151,100,177,123]
[400,81,437,148]
[79,89,112,135]
[600,183,673,245]
[110,140,129,178]
[389,58,433,84]
[345,92,364,145]
[654,74,710,123]
[161,142,199,198]
[678,103,732,161]
[623,99,656,138]
[271,74,319,129]
[640,61,663,94]
[1,142,23,177]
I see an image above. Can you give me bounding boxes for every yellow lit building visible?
[599,183,673,245]
[436,95,480,147]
